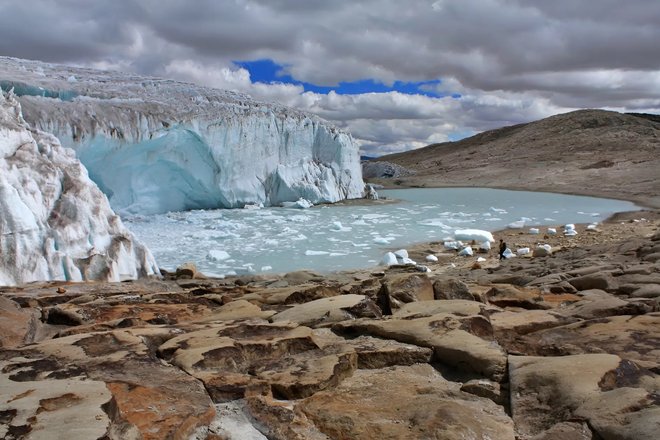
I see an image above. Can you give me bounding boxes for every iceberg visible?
[454,229,495,243]
[0,57,365,215]
[0,92,158,286]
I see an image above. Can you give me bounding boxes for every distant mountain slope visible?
[373,109,660,207]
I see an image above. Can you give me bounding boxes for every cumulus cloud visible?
[0,0,659,154]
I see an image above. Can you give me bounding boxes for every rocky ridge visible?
[1,212,659,439]
[370,109,660,208]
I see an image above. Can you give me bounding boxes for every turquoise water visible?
[125,187,640,276]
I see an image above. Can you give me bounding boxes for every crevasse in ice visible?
[0,57,365,215]
[0,91,159,285]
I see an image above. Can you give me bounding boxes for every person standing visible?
[499,239,507,260]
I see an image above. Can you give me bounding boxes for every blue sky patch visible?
[234,59,446,98]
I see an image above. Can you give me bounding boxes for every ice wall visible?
[0,91,159,286]
[0,57,365,215]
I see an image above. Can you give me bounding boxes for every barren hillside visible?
[372,109,660,207]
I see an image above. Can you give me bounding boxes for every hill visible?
[372,109,660,207]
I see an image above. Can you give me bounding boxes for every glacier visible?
[0,91,159,286]
[0,57,365,215]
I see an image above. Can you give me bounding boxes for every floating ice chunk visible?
[418,219,449,228]
[479,241,491,251]
[394,249,409,259]
[529,228,540,234]
[261,266,273,271]
[458,246,473,256]
[373,236,394,245]
[207,250,231,261]
[305,250,329,256]
[67,75,77,83]
[281,198,314,209]
[444,241,463,250]
[454,229,495,243]
[331,221,352,232]
[243,203,263,210]
[547,228,557,235]
[330,252,348,257]
[380,252,398,266]
[490,207,507,213]
[507,220,526,229]
[477,257,486,262]
[517,247,530,255]
[426,255,438,262]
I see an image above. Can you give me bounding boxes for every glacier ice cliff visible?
[0,91,159,286]
[0,57,365,215]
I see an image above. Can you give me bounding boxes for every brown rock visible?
[519,313,660,369]
[0,297,41,348]
[295,364,515,440]
[333,313,507,381]
[379,273,434,311]
[0,330,216,439]
[270,294,381,327]
[559,289,649,319]
[509,354,621,437]
[568,273,617,292]
[485,285,549,310]
[158,320,357,401]
[433,277,476,300]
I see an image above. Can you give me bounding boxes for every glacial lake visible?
[124,188,640,277]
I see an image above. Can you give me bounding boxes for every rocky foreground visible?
[1,211,659,439]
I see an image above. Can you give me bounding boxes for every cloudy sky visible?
[1,0,659,156]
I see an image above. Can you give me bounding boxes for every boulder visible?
[630,284,660,298]
[433,277,475,300]
[176,262,200,279]
[0,297,42,348]
[378,273,434,313]
[568,273,617,292]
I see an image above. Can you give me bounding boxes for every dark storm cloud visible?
[1,0,659,153]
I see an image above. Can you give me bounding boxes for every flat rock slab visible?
[333,313,507,381]
[158,320,357,401]
[394,299,499,319]
[509,353,659,439]
[0,374,112,440]
[519,313,660,369]
[558,289,650,319]
[296,364,515,440]
[490,309,576,336]
[0,330,216,440]
[270,294,381,327]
